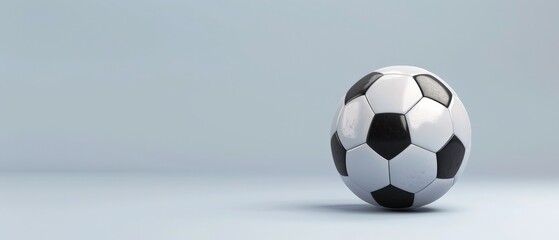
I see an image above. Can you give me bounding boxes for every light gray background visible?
[0,1,558,239]
[1,0,558,177]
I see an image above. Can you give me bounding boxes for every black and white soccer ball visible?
[330,66,471,209]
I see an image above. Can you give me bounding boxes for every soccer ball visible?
[330,66,471,209]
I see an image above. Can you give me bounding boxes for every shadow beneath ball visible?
[319,204,444,214]
[284,203,452,215]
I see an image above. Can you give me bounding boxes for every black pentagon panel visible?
[371,185,414,209]
[366,114,411,160]
[436,135,466,179]
[414,74,452,107]
[345,72,383,104]
[330,133,348,176]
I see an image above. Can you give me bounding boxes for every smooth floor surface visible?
[0,173,556,240]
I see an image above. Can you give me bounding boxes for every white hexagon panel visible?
[340,176,379,206]
[412,178,454,207]
[346,144,390,193]
[406,98,454,152]
[330,97,344,136]
[336,96,374,149]
[365,75,422,114]
[449,96,471,148]
[375,65,432,77]
[389,145,437,193]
